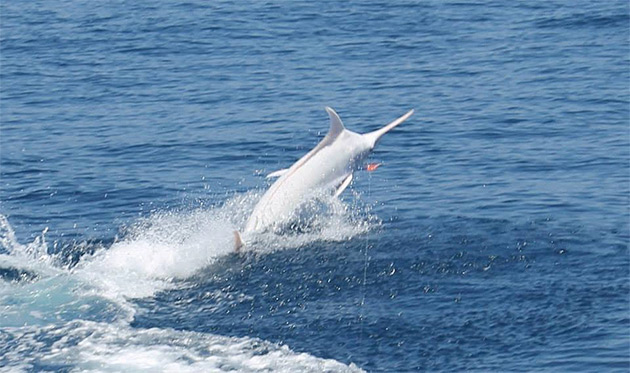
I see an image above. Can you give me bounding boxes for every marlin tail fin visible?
[233,230,244,252]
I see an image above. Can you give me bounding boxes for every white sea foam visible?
[1,320,363,373]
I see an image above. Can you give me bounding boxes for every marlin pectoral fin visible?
[266,168,290,178]
[334,174,353,197]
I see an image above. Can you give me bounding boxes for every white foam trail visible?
[2,320,364,373]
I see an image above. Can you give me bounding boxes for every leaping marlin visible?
[234,107,414,250]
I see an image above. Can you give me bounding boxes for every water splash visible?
[0,214,54,270]
[1,190,374,298]
[0,191,374,371]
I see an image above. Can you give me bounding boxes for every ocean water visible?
[1,0,629,371]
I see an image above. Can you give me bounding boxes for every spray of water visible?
[0,190,374,372]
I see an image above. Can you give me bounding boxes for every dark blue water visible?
[1,0,628,371]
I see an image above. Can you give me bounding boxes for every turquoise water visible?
[1,1,628,371]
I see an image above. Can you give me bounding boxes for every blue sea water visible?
[1,0,629,371]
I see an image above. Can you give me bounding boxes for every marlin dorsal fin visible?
[325,107,346,139]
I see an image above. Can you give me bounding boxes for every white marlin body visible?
[234,107,414,249]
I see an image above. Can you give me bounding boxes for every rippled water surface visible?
[1,0,629,371]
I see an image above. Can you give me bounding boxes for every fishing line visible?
[359,170,371,343]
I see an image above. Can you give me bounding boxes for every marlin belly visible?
[244,144,352,233]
